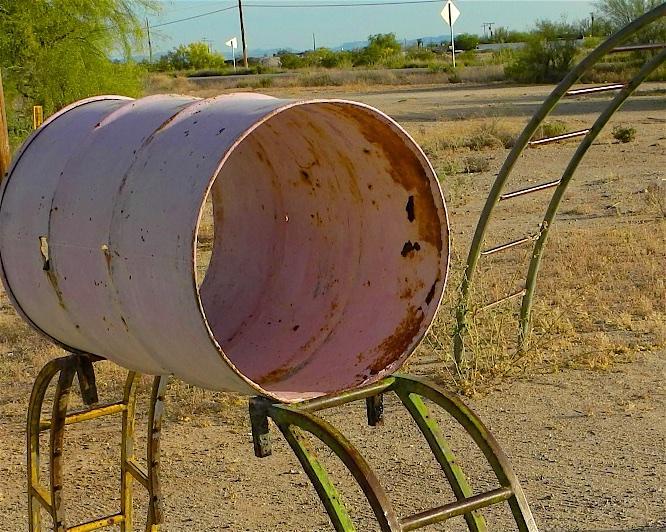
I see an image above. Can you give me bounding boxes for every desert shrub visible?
[353,33,402,66]
[277,52,306,69]
[435,159,463,176]
[645,182,666,218]
[505,21,579,83]
[458,50,481,66]
[428,62,453,73]
[612,125,636,143]
[157,42,227,71]
[466,121,515,150]
[533,120,569,141]
[455,33,480,51]
[463,155,491,173]
[449,71,463,83]
[253,77,274,88]
[406,47,437,61]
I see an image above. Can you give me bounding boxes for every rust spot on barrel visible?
[369,306,424,375]
[333,104,443,252]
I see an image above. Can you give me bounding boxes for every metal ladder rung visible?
[566,83,625,96]
[529,129,590,146]
[610,43,666,53]
[400,487,514,531]
[482,235,536,256]
[476,289,526,315]
[39,401,127,431]
[31,483,53,511]
[500,179,561,201]
[68,513,125,532]
[126,458,150,489]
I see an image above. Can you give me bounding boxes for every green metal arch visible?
[454,4,666,363]
[520,47,666,343]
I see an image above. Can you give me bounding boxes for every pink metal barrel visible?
[0,93,449,402]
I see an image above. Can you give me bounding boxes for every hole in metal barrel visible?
[196,102,449,399]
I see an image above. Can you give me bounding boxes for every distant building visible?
[260,56,281,68]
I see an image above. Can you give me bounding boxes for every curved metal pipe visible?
[454,4,666,362]
[519,47,666,343]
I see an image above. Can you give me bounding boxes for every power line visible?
[245,1,442,7]
[150,5,237,28]
[149,0,441,29]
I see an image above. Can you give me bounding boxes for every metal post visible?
[146,19,153,63]
[449,5,456,68]
[0,69,11,180]
[238,0,249,68]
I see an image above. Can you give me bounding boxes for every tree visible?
[157,42,226,71]
[505,21,580,83]
[595,0,666,43]
[355,33,402,65]
[0,0,155,114]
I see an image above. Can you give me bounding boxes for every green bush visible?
[157,42,227,71]
[406,47,436,61]
[277,52,306,69]
[463,155,490,173]
[455,34,480,51]
[353,33,402,66]
[505,21,578,83]
[533,120,569,141]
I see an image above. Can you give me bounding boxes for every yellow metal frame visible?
[33,105,44,129]
[27,354,167,532]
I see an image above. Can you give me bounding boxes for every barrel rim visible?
[193,97,451,402]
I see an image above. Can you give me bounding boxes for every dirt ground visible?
[0,82,664,531]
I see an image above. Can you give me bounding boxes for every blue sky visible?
[146,0,596,56]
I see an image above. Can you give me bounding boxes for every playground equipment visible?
[454,4,666,362]
[1,91,536,531]
[1,4,663,530]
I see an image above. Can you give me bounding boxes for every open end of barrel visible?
[195,101,449,402]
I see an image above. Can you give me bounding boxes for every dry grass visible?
[145,64,506,96]
[421,212,666,396]
[0,109,662,418]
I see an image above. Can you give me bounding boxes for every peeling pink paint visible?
[0,93,450,402]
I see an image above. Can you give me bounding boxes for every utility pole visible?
[483,22,495,40]
[0,69,11,181]
[145,18,153,63]
[590,12,595,36]
[238,0,249,68]
[313,33,316,51]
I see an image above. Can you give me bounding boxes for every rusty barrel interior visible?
[0,94,449,402]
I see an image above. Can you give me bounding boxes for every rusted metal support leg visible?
[365,394,384,427]
[28,356,168,532]
[249,397,273,458]
[49,360,78,531]
[121,372,140,532]
[28,358,66,532]
[146,376,168,531]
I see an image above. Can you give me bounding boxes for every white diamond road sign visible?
[441,0,460,26]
